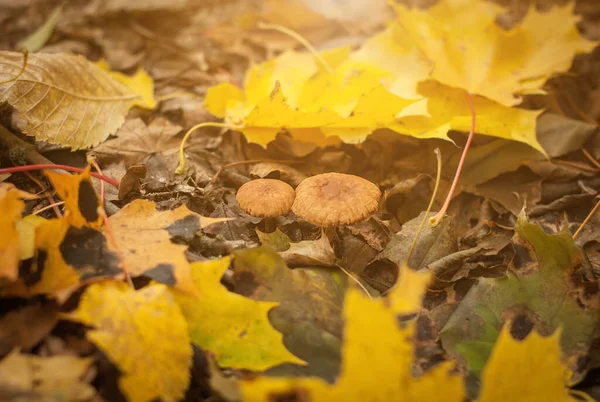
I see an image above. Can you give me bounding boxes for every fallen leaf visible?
[17,3,63,52]
[0,349,95,401]
[280,235,336,267]
[15,215,46,260]
[0,183,32,281]
[65,281,191,402]
[478,326,578,402]
[93,117,182,164]
[394,0,597,106]
[240,269,465,402]
[107,199,231,292]
[0,304,59,356]
[0,51,155,149]
[441,212,600,381]
[172,256,304,371]
[44,168,102,229]
[233,247,346,381]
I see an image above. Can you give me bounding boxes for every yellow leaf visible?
[394,0,597,106]
[15,215,46,260]
[44,167,102,229]
[205,82,244,118]
[395,80,545,154]
[0,348,95,401]
[0,51,155,149]
[107,199,230,293]
[96,59,157,109]
[28,218,80,296]
[172,256,304,370]
[65,281,192,402]
[0,183,29,281]
[241,269,465,402]
[479,326,578,402]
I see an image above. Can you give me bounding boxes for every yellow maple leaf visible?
[107,199,230,293]
[65,281,192,402]
[44,167,102,229]
[394,0,597,106]
[241,269,465,402]
[0,183,34,281]
[396,80,545,153]
[0,51,156,149]
[172,256,304,370]
[205,49,419,147]
[0,349,95,401]
[478,326,579,402]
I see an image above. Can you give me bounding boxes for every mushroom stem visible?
[263,217,276,233]
[430,92,475,226]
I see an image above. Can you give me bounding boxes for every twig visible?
[573,197,600,240]
[430,92,475,226]
[0,124,54,166]
[33,201,64,216]
[583,148,600,170]
[0,164,120,187]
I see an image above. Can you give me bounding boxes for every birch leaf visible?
[0,51,155,150]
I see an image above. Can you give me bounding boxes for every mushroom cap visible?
[292,172,381,227]
[236,179,295,218]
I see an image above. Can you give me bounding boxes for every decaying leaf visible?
[0,349,95,401]
[233,247,346,380]
[241,269,465,402]
[441,212,600,381]
[65,281,191,402]
[0,51,155,149]
[172,256,304,371]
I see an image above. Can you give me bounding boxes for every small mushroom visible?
[236,178,296,232]
[292,172,381,230]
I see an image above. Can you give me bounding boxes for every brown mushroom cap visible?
[292,172,381,227]
[236,179,295,218]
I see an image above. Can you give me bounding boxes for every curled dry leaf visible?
[0,51,155,149]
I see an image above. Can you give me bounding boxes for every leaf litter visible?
[0,0,600,401]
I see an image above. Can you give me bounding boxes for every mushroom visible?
[236,178,296,232]
[292,172,381,231]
